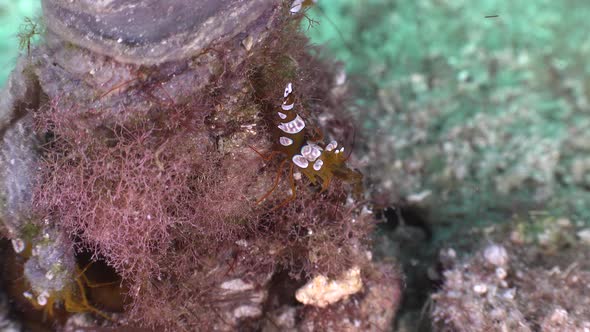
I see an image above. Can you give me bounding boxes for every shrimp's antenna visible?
[313,4,357,58]
[344,124,356,162]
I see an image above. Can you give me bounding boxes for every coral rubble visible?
[432,226,590,331]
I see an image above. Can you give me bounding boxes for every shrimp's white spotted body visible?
[313,159,323,171]
[280,136,294,146]
[278,115,305,134]
[292,155,309,168]
[284,82,293,97]
[325,140,338,151]
[252,80,362,207]
[301,143,322,162]
[276,82,340,174]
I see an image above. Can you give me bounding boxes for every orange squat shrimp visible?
[253,83,363,209]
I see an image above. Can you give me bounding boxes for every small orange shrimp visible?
[252,83,362,209]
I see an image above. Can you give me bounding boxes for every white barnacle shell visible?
[325,140,338,151]
[292,155,309,168]
[301,143,322,162]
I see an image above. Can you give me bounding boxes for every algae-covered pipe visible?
[42,0,273,65]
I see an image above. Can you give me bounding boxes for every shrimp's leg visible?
[249,145,280,162]
[309,127,324,142]
[257,159,288,204]
[271,163,297,212]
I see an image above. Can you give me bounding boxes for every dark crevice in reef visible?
[73,249,126,314]
[377,205,433,241]
[376,205,437,332]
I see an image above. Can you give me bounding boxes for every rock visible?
[23,228,76,299]
[296,266,363,308]
[483,244,509,267]
[433,240,590,331]
[295,263,402,332]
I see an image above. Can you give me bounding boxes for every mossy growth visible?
[17,16,42,56]
[19,220,41,243]
[511,212,577,252]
